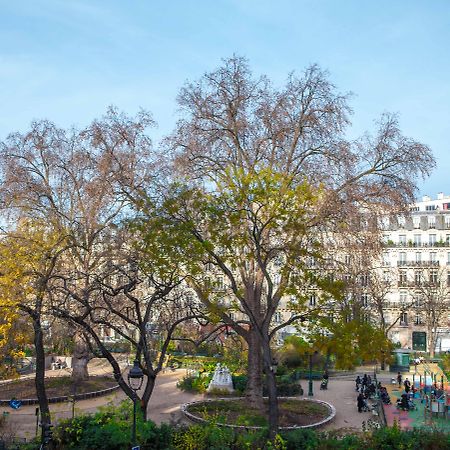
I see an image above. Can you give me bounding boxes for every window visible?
[413,216,421,229]
[399,252,407,265]
[415,271,422,285]
[378,216,389,230]
[306,257,316,268]
[216,276,224,290]
[430,270,438,284]
[415,315,422,325]
[400,312,408,326]
[392,331,400,344]
[274,312,282,323]
[428,216,436,228]
[429,234,437,246]
[399,292,407,305]
[399,234,407,245]
[415,252,422,265]
[345,254,351,265]
[414,295,422,308]
[361,293,369,307]
[398,216,406,228]
[414,234,422,246]
[309,294,317,307]
[359,274,369,286]
[399,271,407,285]
[430,252,437,264]
[383,270,390,283]
[445,216,450,229]
[426,205,437,211]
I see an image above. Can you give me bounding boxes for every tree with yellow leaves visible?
[0,220,65,441]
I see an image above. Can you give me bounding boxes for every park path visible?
[0,365,201,441]
[1,361,385,442]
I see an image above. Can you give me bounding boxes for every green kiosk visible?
[390,348,414,373]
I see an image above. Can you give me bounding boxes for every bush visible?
[232,374,248,394]
[53,401,172,450]
[280,428,319,450]
[173,424,235,450]
[45,411,450,450]
[176,373,212,393]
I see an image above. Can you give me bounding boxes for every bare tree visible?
[52,249,207,419]
[0,108,156,381]
[411,267,450,357]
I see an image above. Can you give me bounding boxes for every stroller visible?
[396,394,417,411]
[320,378,328,390]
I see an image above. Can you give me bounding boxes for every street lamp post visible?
[308,353,314,396]
[128,360,144,447]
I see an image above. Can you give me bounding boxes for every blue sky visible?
[1,0,449,197]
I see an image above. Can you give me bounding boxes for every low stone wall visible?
[0,379,120,406]
[181,397,336,430]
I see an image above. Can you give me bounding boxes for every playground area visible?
[382,360,450,431]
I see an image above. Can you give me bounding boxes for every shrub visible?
[176,373,212,393]
[53,401,172,450]
[172,424,235,450]
[280,428,319,449]
[232,374,248,393]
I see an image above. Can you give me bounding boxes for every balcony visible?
[397,260,440,267]
[385,241,448,248]
[397,281,440,288]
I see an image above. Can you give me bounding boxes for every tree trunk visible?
[72,331,90,383]
[245,327,264,409]
[428,333,436,358]
[262,340,279,439]
[140,373,156,420]
[33,318,52,446]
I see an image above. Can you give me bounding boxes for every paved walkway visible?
[10,361,449,441]
[0,367,376,440]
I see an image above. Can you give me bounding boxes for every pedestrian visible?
[357,392,366,413]
[404,378,411,394]
[362,373,368,387]
[355,375,362,391]
[397,371,402,388]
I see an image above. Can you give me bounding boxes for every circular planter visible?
[181,396,336,430]
[0,376,120,406]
